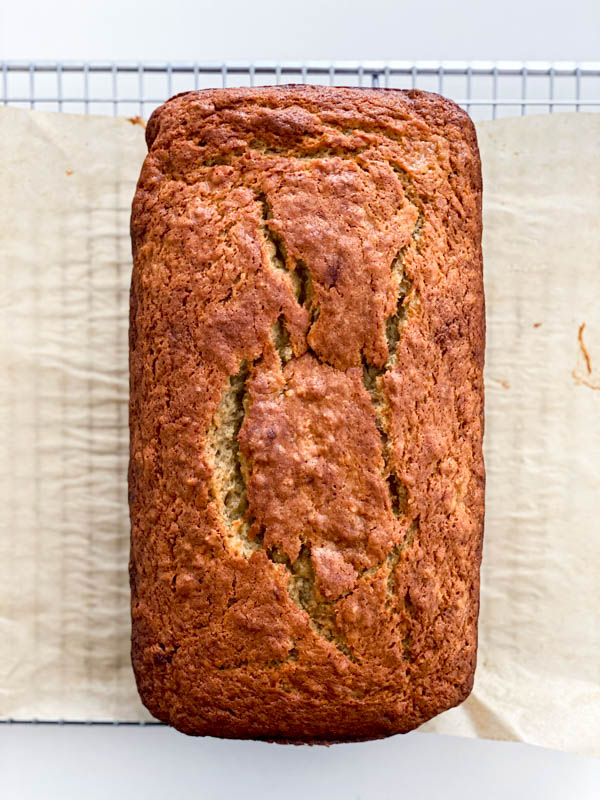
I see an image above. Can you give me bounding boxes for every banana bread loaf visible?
[129,85,484,742]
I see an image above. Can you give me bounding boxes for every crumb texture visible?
[129,85,484,742]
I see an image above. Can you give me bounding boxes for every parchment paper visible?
[0,107,598,756]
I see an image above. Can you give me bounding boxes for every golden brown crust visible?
[129,85,484,742]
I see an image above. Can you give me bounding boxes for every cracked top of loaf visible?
[129,85,484,742]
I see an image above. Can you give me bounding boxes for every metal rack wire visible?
[1,61,600,121]
[1,59,598,729]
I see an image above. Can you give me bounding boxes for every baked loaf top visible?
[129,86,484,742]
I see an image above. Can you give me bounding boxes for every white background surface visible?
[1,725,600,800]
[1,1,599,797]
[1,0,599,61]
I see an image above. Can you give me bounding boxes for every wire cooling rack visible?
[1,59,599,730]
[1,61,600,121]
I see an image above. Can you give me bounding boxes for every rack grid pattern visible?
[2,59,598,729]
[2,61,600,121]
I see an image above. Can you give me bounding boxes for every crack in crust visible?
[257,193,300,297]
[209,349,420,663]
[258,193,318,336]
[361,359,406,518]
[360,210,423,519]
[208,155,424,662]
[385,521,418,662]
[206,361,259,558]
[271,317,293,365]
[269,544,356,660]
